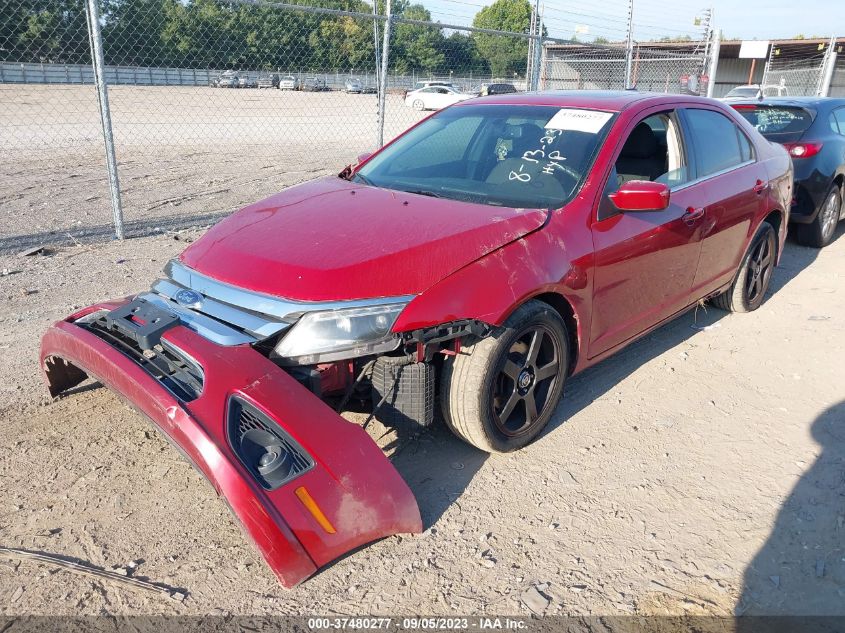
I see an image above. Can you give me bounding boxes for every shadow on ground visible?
[736,400,845,618]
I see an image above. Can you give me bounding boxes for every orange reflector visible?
[295,486,336,534]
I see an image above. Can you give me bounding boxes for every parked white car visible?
[278,75,300,90]
[404,85,474,111]
[722,84,789,100]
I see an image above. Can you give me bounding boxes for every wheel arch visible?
[761,207,786,263]
[833,172,844,196]
[515,291,581,376]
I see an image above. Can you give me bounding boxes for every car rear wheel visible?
[796,185,841,248]
[440,300,568,453]
[413,99,425,111]
[711,221,777,313]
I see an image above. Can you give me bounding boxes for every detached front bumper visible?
[40,303,422,588]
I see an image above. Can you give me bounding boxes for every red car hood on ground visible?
[179,176,550,301]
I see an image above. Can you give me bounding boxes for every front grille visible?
[80,317,204,402]
[228,396,313,490]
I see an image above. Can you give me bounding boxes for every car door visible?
[589,108,710,357]
[430,87,453,110]
[680,107,765,296]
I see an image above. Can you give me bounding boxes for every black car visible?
[480,82,518,97]
[732,98,845,248]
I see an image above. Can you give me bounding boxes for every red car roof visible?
[458,90,713,112]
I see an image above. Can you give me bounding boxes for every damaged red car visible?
[41,91,792,588]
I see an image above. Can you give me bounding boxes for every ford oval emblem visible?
[174,289,202,307]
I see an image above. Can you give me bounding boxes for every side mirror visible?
[608,180,670,212]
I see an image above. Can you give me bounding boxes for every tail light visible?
[782,142,823,159]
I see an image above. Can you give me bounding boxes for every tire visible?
[795,185,842,248]
[413,99,425,111]
[440,300,569,453]
[712,221,777,313]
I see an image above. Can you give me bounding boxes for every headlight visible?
[273,303,407,365]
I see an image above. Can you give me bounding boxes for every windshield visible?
[733,105,814,139]
[353,104,614,208]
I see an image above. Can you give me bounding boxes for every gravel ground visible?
[0,222,843,617]
[0,86,425,252]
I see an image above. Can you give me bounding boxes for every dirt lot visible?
[0,85,426,253]
[1,84,844,620]
[0,220,843,617]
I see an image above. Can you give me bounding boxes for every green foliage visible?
[1,0,90,63]
[0,0,536,76]
[472,0,532,77]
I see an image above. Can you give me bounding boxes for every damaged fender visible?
[40,304,422,588]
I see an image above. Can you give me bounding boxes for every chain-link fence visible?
[761,38,835,97]
[3,0,549,247]
[0,0,113,251]
[1,0,835,250]
[541,40,712,95]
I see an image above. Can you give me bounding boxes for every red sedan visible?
[41,91,792,587]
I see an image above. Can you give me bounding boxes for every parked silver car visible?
[344,77,363,93]
[257,73,280,89]
[302,76,329,92]
[215,70,239,88]
[278,75,300,90]
[238,74,258,89]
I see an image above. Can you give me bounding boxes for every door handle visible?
[753,179,768,195]
[683,206,706,225]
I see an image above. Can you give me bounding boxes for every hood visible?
[179,176,549,301]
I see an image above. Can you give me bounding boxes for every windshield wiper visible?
[402,189,442,198]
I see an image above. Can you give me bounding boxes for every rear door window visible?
[684,108,752,178]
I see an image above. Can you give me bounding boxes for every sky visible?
[419,0,842,42]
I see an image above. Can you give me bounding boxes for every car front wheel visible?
[413,99,425,111]
[440,300,568,453]
[712,221,777,313]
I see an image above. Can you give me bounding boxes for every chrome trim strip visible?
[152,279,289,339]
[670,159,756,193]
[165,260,415,320]
[138,292,256,346]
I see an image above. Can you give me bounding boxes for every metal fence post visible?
[376,0,392,148]
[817,36,838,97]
[706,27,720,97]
[624,0,634,88]
[85,0,124,240]
[530,34,543,91]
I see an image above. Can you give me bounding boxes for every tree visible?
[441,31,488,75]
[391,4,444,74]
[471,0,531,78]
[5,0,90,64]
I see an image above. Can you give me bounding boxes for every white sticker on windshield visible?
[545,109,612,134]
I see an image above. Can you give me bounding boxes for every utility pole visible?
[624,0,634,89]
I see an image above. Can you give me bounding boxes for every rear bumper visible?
[40,303,422,588]
[789,168,833,224]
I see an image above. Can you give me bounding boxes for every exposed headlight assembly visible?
[273,302,407,365]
